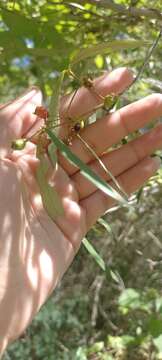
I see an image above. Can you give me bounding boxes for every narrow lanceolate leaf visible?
[82,237,106,272]
[71,40,150,65]
[97,217,112,235]
[47,71,65,129]
[47,129,128,205]
[82,237,123,285]
[36,145,64,219]
[48,142,57,168]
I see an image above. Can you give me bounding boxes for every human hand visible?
[0,67,162,354]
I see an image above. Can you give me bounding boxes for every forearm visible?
[0,338,8,358]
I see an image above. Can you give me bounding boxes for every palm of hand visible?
[0,88,86,349]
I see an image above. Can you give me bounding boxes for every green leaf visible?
[46,129,127,205]
[75,347,87,360]
[0,30,26,57]
[82,237,106,272]
[2,10,38,37]
[109,270,124,287]
[82,237,122,283]
[36,146,64,219]
[148,317,162,338]
[107,335,136,350]
[118,288,141,312]
[153,335,162,354]
[71,39,150,65]
[48,142,57,168]
[2,9,68,48]
[87,341,104,355]
[82,238,106,271]
[97,217,112,234]
[107,335,125,350]
[77,133,128,200]
[0,31,22,47]
[47,71,65,128]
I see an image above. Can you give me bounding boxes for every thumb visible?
[0,87,43,158]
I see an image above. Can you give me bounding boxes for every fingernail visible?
[152,156,161,170]
[13,86,40,103]
[12,86,42,107]
[132,72,137,80]
[19,86,40,98]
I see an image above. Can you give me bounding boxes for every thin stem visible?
[69,69,105,101]
[71,0,162,22]
[27,128,44,142]
[74,102,104,121]
[88,86,105,102]
[65,88,79,119]
[77,133,128,200]
[50,121,68,129]
[120,29,162,95]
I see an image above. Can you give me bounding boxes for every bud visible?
[11,138,27,150]
[103,94,118,110]
[82,76,93,88]
[34,106,49,119]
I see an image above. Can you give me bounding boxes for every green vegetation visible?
[1,0,162,359]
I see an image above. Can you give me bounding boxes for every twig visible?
[99,305,119,331]
[65,1,103,19]
[147,230,162,250]
[72,0,162,22]
[77,133,128,201]
[91,275,104,327]
[120,29,162,95]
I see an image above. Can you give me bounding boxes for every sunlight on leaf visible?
[71,39,150,65]
[82,237,123,285]
[98,217,112,234]
[153,335,162,354]
[82,237,106,272]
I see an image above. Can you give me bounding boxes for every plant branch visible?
[77,133,128,201]
[47,0,104,19]
[72,0,162,22]
[120,29,162,95]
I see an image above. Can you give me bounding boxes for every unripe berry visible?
[11,138,27,150]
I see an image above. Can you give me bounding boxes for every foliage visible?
[0,0,162,102]
[1,0,162,359]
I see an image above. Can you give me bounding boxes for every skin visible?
[0,67,162,354]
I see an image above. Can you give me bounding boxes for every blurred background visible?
[1,0,162,359]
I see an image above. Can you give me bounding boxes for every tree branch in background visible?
[70,0,162,22]
[120,29,162,95]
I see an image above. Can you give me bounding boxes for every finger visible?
[58,67,133,167]
[72,123,162,199]
[81,156,161,230]
[0,87,42,157]
[60,67,134,120]
[58,67,133,142]
[60,93,162,174]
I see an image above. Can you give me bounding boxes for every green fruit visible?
[11,138,27,150]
